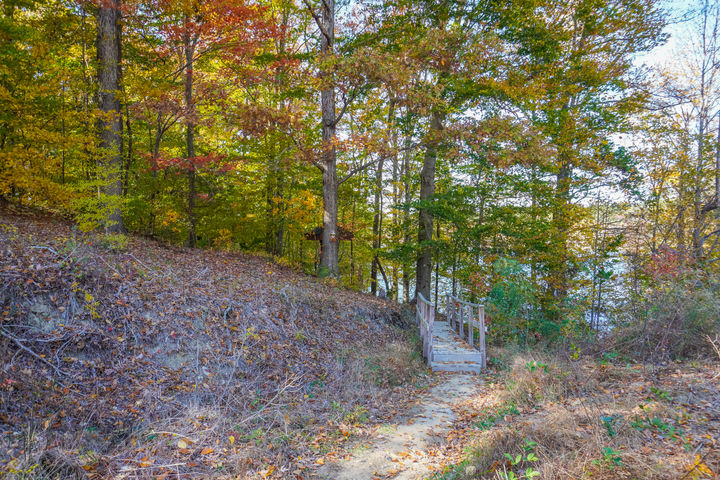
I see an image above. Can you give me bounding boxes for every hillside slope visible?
[0,210,426,479]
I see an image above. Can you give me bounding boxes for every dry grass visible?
[434,347,720,480]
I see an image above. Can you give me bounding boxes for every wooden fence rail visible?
[446,294,487,369]
[416,292,435,363]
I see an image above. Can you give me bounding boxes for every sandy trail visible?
[316,373,481,480]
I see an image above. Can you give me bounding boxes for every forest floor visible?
[421,348,720,480]
[0,208,430,480]
[2,208,720,480]
[317,349,719,480]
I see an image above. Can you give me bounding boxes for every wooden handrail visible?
[416,292,435,364]
[446,294,487,369]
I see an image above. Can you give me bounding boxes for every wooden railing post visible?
[451,300,456,333]
[423,302,428,360]
[416,293,435,365]
[445,293,487,371]
[479,305,486,369]
[445,295,451,331]
[428,303,434,362]
[468,306,474,348]
[424,303,430,360]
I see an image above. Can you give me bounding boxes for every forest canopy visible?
[2,0,720,355]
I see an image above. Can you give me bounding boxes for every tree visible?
[416,111,443,300]
[301,0,341,276]
[146,0,278,247]
[493,0,665,316]
[96,0,125,233]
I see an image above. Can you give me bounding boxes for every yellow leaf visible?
[200,447,214,455]
[229,435,235,445]
[177,439,189,449]
[263,465,276,477]
[316,458,325,465]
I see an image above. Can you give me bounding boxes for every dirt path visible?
[316,374,482,480]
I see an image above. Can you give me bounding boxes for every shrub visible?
[613,265,720,360]
[101,233,129,252]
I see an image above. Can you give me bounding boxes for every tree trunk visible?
[265,151,280,255]
[149,114,163,235]
[415,111,442,300]
[434,221,440,309]
[350,196,356,281]
[123,95,132,196]
[81,5,92,182]
[402,128,412,303]
[318,0,338,277]
[716,113,720,203]
[184,22,197,248]
[549,154,572,312]
[693,107,707,258]
[392,138,399,300]
[96,0,124,234]
[370,156,384,294]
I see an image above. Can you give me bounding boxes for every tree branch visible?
[300,0,331,45]
[338,141,421,185]
[333,87,360,126]
[1,328,69,377]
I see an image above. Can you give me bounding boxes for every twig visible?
[707,335,720,379]
[127,253,154,274]
[96,254,121,277]
[30,245,60,256]
[0,328,69,377]
[234,375,302,427]
[146,431,198,442]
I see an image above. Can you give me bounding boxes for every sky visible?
[638,0,703,69]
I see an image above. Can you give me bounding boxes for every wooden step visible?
[433,351,484,363]
[430,360,483,373]
[427,320,486,373]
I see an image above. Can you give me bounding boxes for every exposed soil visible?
[317,374,482,480]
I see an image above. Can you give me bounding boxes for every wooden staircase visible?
[416,293,487,374]
[430,321,485,373]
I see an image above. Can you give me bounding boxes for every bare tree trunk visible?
[318,0,339,277]
[716,113,720,202]
[96,0,124,233]
[149,114,163,235]
[81,5,92,182]
[60,90,65,184]
[392,136,399,301]
[677,148,687,252]
[123,100,132,196]
[549,153,572,315]
[350,196,356,281]
[265,150,280,255]
[416,111,442,300]
[371,156,384,294]
[402,128,412,303]
[184,22,197,248]
[275,170,285,255]
[693,103,707,258]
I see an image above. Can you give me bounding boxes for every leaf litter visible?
[0,211,428,479]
